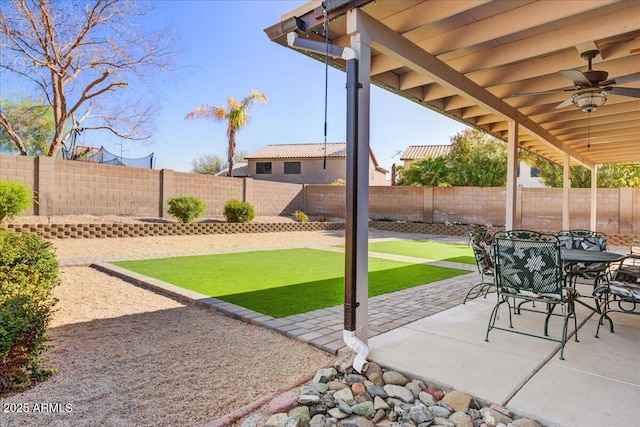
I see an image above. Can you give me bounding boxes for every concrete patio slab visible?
[368,296,640,427]
[510,315,640,426]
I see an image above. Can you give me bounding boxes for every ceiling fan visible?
[512,49,640,112]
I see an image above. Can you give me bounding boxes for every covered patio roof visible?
[265,0,640,168]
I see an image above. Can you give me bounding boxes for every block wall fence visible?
[1,154,638,237]
[0,154,305,217]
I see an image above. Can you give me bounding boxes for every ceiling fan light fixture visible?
[572,91,607,113]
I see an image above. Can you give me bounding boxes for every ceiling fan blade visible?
[608,86,640,98]
[510,87,574,97]
[555,97,575,109]
[601,71,640,86]
[560,69,591,86]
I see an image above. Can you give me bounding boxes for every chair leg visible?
[544,303,556,336]
[559,311,570,360]
[485,299,507,341]
[595,293,615,338]
[571,302,579,343]
[463,282,493,304]
[595,311,615,338]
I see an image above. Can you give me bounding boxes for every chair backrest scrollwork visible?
[493,232,563,297]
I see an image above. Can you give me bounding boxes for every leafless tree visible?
[0,0,176,157]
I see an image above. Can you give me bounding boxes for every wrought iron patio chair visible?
[557,229,608,252]
[557,229,608,288]
[594,269,640,337]
[485,232,579,360]
[463,224,495,304]
[629,236,640,265]
[615,236,640,284]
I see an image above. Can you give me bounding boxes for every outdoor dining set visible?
[463,226,640,360]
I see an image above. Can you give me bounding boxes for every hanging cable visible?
[322,4,329,169]
[587,112,591,150]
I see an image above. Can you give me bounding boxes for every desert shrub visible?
[223,200,255,223]
[0,181,32,223]
[292,210,309,222]
[167,196,206,223]
[0,231,60,395]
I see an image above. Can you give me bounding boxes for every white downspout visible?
[343,330,369,372]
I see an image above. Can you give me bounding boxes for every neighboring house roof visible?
[245,143,347,159]
[215,161,249,177]
[246,143,389,173]
[400,145,452,161]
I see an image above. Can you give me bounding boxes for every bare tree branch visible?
[0,108,28,155]
[0,0,177,157]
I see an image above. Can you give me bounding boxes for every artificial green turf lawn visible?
[366,240,476,265]
[113,248,468,318]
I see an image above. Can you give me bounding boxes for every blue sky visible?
[6,0,468,174]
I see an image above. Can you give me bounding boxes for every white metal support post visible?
[506,121,518,230]
[590,165,598,231]
[563,154,571,230]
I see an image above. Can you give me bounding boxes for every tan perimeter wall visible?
[0,154,304,217]
[1,154,638,235]
[304,184,638,235]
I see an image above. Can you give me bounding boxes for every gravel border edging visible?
[204,368,322,427]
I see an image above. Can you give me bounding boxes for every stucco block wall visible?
[2,154,638,236]
[0,154,36,215]
[370,186,425,221]
[593,189,621,235]
[520,188,562,231]
[630,189,640,235]
[251,180,304,215]
[53,159,161,216]
[433,187,505,226]
[305,185,345,217]
[173,172,244,216]
[520,188,622,234]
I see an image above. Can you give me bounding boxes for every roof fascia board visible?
[264,0,373,41]
[349,9,594,169]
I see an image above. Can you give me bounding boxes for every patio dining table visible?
[561,248,627,313]
[562,249,626,265]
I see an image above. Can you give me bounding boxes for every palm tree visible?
[185,90,267,177]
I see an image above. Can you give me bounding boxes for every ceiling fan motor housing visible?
[583,70,609,85]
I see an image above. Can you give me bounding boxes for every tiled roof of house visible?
[215,161,249,177]
[400,145,452,160]
[245,143,347,159]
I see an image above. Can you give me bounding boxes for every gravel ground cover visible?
[0,216,339,427]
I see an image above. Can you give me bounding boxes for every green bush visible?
[0,181,32,223]
[292,210,309,222]
[0,231,60,395]
[223,200,255,223]
[167,196,206,223]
